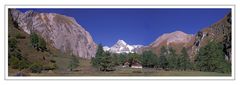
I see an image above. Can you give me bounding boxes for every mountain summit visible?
[103,40,143,53]
[145,31,194,55]
[115,40,128,47]
[150,31,193,47]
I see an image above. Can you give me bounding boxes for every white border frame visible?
[4,5,235,80]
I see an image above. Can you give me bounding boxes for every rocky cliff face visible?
[10,9,97,59]
[190,13,232,61]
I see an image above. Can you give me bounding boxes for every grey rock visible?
[10,9,97,59]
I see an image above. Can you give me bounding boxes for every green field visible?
[24,68,231,76]
[9,59,231,76]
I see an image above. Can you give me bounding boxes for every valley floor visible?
[29,69,230,76]
[9,68,230,76]
[8,59,230,76]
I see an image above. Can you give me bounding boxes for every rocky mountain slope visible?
[150,31,193,47]
[145,12,231,61]
[147,31,194,55]
[190,12,232,61]
[10,9,97,59]
[8,11,79,74]
[103,40,143,53]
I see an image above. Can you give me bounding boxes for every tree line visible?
[91,41,231,73]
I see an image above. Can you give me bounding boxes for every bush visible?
[50,59,56,63]
[9,56,20,69]
[9,47,30,70]
[38,37,47,52]
[8,37,17,52]
[43,63,57,70]
[30,32,47,52]
[19,60,30,70]
[30,63,43,73]
[68,55,79,71]
[15,33,26,39]
[9,56,29,70]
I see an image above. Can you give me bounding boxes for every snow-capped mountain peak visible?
[116,40,127,46]
[103,40,143,53]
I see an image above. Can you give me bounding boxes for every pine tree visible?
[141,51,157,68]
[179,47,192,71]
[195,41,231,73]
[158,46,168,69]
[91,44,104,67]
[167,47,178,70]
[99,51,115,71]
[30,33,39,48]
[92,44,115,71]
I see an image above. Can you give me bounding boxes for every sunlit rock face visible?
[10,9,97,59]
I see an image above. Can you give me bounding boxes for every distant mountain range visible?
[9,9,231,62]
[103,40,144,53]
[103,31,193,54]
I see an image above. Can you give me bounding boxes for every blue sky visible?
[18,8,231,46]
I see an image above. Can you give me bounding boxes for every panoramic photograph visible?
[7,8,232,76]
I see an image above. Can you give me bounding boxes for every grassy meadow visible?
[9,59,230,76]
